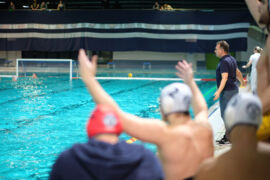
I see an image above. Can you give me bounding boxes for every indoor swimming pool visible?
[0,73,216,179]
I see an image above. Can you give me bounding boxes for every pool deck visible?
[208,101,231,157]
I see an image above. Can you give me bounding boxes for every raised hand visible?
[175,60,193,84]
[78,49,98,80]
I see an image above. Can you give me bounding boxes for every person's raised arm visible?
[78,49,167,145]
[175,60,208,125]
[79,49,118,109]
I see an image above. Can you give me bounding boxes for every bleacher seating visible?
[0,59,12,66]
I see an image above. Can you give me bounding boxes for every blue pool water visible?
[0,75,216,179]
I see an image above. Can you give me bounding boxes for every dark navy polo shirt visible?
[216,55,238,91]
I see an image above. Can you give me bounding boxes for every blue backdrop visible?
[0,10,252,52]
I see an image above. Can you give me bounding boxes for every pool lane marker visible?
[204,85,217,97]
[1,76,216,82]
[126,137,137,144]
[94,77,216,82]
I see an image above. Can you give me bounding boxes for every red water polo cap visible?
[87,104,123,138]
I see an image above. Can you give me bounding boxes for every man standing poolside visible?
[214,40,244,144]
[78,49,214,180]
[245,0,270,142]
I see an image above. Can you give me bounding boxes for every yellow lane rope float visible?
[126,137,137,144]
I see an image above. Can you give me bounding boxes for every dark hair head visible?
[216,40,230,53]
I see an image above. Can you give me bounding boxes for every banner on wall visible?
[0,10,251,52]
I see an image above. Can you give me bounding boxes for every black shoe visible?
[216,135,229,145]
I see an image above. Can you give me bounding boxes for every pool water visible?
[0,75,216,179]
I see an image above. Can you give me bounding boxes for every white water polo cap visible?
[224,93,262,133]
[160,83,192,115]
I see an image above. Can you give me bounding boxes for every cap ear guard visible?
[224,93,262,133]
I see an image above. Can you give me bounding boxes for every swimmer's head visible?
[224,93,262,133]
[160,83,192,116]
[86,104,122,138]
